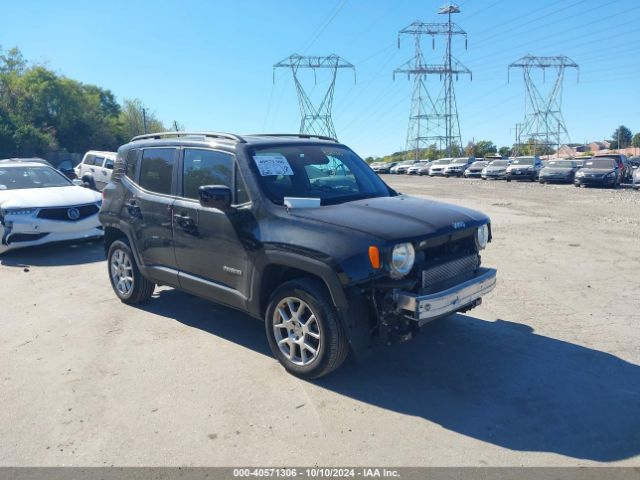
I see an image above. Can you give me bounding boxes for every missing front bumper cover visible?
[394,267,497,323]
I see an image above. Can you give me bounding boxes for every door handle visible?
[124,200,141,218]
[173,213,193,224]
[173,213,198,234]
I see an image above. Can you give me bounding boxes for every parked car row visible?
[375,153,639,189]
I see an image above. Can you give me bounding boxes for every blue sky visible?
[1,0,639,157]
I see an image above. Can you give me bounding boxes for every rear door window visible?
[139,148,176,195]
[93,157,105,168]
[83,155,95,166]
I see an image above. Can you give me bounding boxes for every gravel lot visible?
[1,176,639,467]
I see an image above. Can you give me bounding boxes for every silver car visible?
[481,159,510,180]
[633,165,640,190]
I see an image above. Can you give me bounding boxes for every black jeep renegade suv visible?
[100,132,497,379]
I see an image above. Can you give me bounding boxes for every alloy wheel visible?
[110,248,134,296]
[272,297,322,366]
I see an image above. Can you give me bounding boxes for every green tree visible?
[0,46,173,158]
[609,125,632,149]
[472,140,497,158]
[632,133,640,148]
[0,46,27,74]
[119,99,166,142]
[499,146,511,157]
[518,139,555,156]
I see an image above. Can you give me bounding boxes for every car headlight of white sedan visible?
[1,207,37,217]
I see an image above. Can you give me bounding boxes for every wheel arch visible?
[252,252,348,318]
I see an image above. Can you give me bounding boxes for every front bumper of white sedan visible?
[0,207,103,254]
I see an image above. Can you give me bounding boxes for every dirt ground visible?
[1,175,639,467]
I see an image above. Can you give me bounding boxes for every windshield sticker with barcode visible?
[253,154,294,176]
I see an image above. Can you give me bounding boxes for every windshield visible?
[433,159,451,165]
[451,158,469,164]
[547,161,575,168]
[512,157,535,165]
[584,159,616,169]
[250,145,393,206]
[0,166,72,190]
[489,160,509,166]
[472,161,488,167]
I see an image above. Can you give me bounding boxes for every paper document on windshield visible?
[253,154,294,176]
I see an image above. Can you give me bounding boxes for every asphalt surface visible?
[1,175,639,466]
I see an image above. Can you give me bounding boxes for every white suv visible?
[75,151,117,190]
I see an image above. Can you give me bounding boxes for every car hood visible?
[542,167,573,174]
[485,166,506,171]
[288,195,488,242]
[0,186,101,209]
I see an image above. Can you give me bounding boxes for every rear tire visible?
[107,239,155,305]
[265,278,349,379]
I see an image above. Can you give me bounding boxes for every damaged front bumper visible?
[393,267,497,325]
[0,214,103,254]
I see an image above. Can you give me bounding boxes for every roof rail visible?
[130,131,246,143]
[249,133,338,143]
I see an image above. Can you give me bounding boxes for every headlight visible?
[576,170,585,177]
[476,224,489,250]
[390,242,415,279]
[3,208,36,216]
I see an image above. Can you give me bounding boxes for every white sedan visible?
[0,160,103,254]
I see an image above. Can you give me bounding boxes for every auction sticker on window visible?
[253,154,294,176]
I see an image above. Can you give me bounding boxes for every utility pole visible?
[508,55,579,155]
[274,54,355,140]
[142,108,148,134]
[394,3,471,159]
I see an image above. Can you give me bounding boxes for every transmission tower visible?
[394,3,471,160]
[508,55,579,155]
[273,54,355,140]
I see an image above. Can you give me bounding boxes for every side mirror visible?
[199,185,232,210]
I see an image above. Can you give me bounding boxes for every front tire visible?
[265,278,349,379]
[107,239,155,304]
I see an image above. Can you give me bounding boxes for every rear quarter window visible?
[125,150,139,180]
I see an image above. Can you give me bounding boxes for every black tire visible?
[107,239,155,305]
[539,179,545,184]
[506,178,512,182]
[265,278,349,379]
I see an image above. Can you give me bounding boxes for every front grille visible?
[37,204,99,221]
[422,254,480,289]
